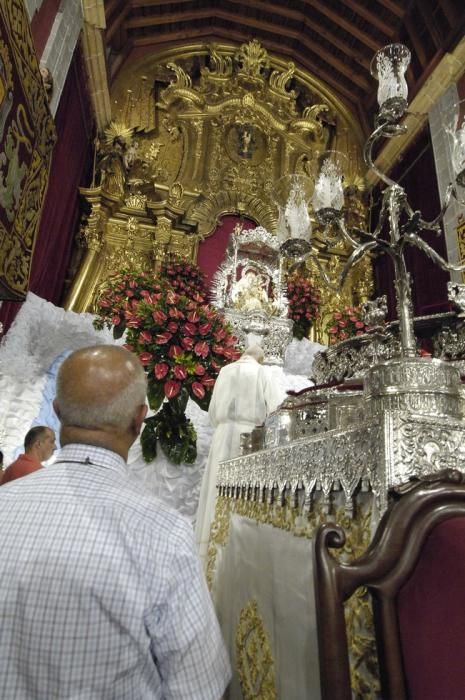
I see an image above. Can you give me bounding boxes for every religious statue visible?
[233,268,274,314]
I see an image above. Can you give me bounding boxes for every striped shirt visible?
[0,443,230,699]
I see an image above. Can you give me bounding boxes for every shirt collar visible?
[55,444,128,475]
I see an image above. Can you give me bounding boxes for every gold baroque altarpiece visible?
[65,40,373,327]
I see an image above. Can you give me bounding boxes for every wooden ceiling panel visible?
[105,0,465,116]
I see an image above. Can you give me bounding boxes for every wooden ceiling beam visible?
[131,24,362,106]
[106,4,131,43]
[338,0,396,38]
[126,10,371,90]
[302,0,381,52]
[373,0,404,19]
[403,16,428,69]
[225,0,372,71]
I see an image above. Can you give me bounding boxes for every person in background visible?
[195,344,284,566]
[1,425,56,485]
[0,345,230,699]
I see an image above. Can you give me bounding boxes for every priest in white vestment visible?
[195,345,284,566]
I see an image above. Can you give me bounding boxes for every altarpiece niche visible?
[65,40,373,340]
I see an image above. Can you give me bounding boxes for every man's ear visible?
[132,404,148,436]
[53,399,61,419]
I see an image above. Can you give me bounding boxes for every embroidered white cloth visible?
[0,443,230,699]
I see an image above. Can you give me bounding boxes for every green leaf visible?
[147,379,165,412]
[169,388,189,415]
[140,419,158,463]
[113,322,126,340]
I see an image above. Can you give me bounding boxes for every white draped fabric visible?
[216,515,321,700]
[0,294,322,524]
[195,356,286,564]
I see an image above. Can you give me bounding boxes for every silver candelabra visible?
[311,43,465,357]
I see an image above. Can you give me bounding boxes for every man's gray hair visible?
[242,344,265,363]
[56,348,147,431]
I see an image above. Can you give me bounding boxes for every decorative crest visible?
[235,39,269,79]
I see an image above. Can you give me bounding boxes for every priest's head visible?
[242,344,265,364]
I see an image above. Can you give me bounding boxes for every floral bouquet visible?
[287,272,321,340]
[94,268,241,464]
[325,304,368,344]
[160,256,209,303]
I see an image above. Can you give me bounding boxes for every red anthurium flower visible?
[213,328,226,341]
[181,336,194,350]
[139,330,152,344]
[168,321,178,333]
[126,289,135,297]
[183,322,197,336]
[212,344,224,355]
[223,348,237,360]
[194,341,209,358]
[198,322,211,336]
[129,280,137,288]
[140,290,150,298]
[154,363,169,379]
[99,299,111,308]
[168,345,183,358]
[201,376,215,388]
[166,291,179,305]
[169,307,184,319]
[155,332,172,344]
[225,334,237,346]
[164,379,181,398]
[152,310,167,324]
[112,315,121,326]
[191,382,205,399]
[125,316,142,328]
[187,311,200,323]
[173,365,188,380]
[194,364,206,376]
[139,352,153,366]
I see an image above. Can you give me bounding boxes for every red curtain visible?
[0,49,94,334]
[197,215,256,289]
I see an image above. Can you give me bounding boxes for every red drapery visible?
[197,215,256,289]
[0,49,94,334]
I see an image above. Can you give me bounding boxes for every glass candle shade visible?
[370,44,411,121]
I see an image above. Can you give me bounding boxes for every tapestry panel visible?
[0,0,55,301]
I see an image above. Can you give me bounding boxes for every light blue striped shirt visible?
[0,443,230,699]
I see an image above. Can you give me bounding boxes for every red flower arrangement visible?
[287,272,321,340]
[160,257,209,303]
[325,304,368,345]
[94,267,241,464]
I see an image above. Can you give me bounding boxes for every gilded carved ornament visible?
[67,41,371,315]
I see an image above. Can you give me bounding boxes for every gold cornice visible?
[367,35,465,186]
[112,42,365,146]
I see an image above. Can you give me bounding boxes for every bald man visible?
[0,345,230,699]
[1,425,56,485]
